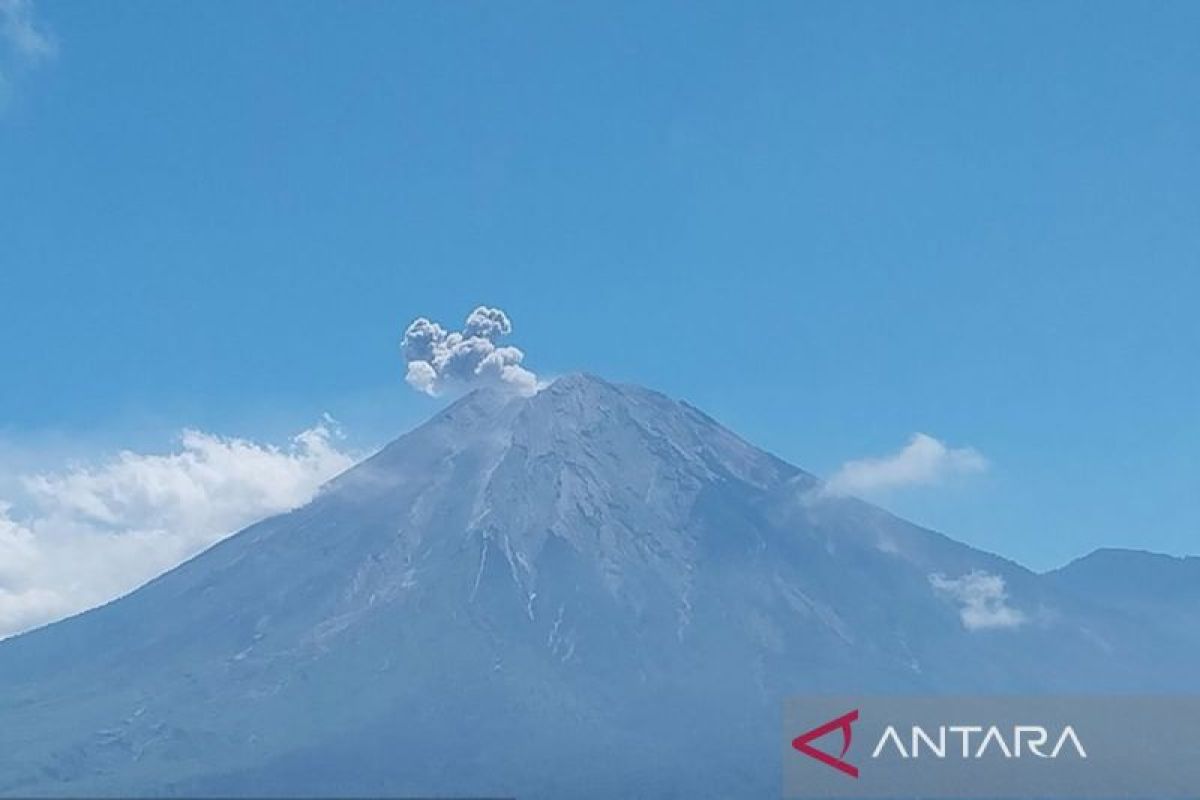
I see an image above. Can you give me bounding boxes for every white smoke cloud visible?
[402,306,537,396]
[820,433,987,498]
[929,570,1026,631]
[0,419,355,639]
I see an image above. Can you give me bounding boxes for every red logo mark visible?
[791,709,860,779]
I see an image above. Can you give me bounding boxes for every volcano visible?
[0,374,1195,798]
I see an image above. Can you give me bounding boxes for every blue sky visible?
[1,1,1197,573]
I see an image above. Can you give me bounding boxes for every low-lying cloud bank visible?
[402,306,537,396]
[0,420,354,638]
[929,570,1026,631]
[820,433,988,498]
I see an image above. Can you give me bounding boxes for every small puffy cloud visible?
[463,306,511,340]
[402,306,537,396]
[0,0,54,100]
[0,419,355,639]
[929,570,1026,631]
[820,433,987,498]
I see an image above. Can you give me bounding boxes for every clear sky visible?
[1,1,1197,572]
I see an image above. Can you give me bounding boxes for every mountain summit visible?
[0,375,1194,798]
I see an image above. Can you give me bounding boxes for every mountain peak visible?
[545,371,611,391]
[6,375,1193,798]
[538,371,669,408]
[417,372,629,436]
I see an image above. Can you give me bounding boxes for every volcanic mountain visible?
[0,374,1194,797]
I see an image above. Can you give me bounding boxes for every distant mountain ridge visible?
[0,374,1194,798]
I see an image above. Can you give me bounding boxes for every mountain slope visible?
[0,375,1192,798]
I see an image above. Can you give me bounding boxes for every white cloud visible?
[820,433,987,498]
[0,419,355,639]
[929,570,1026,631]
[402,306,538,397]
[0,0,54,101]
[0,0,53,61]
